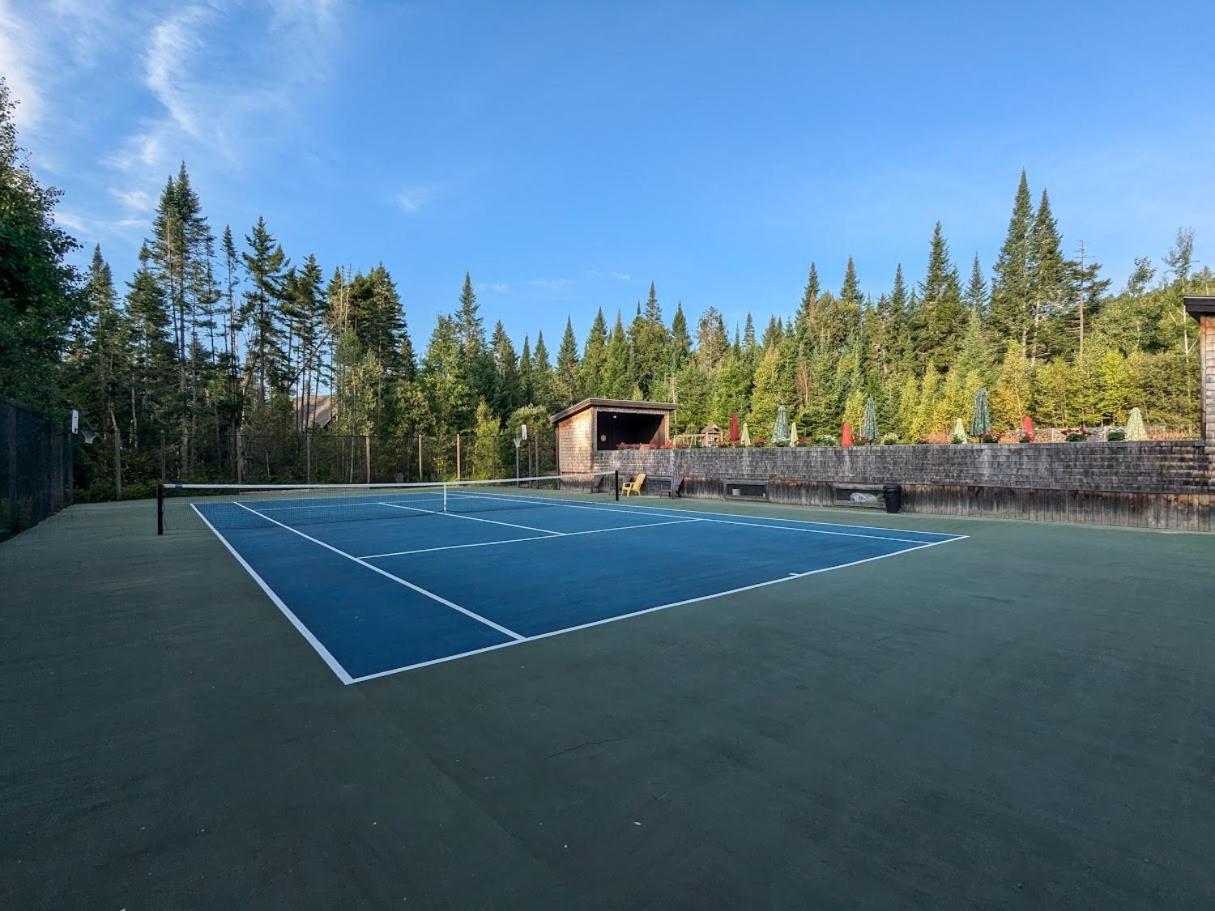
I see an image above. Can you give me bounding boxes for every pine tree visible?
[422,314,472,432]
[602,313,632,398]
[796,262,820,337]
[965,255,988,315]
[1027,189,1068,364]
[125,244,176,442]
[531,330,553,407]
[578,308,608,397]
[518,335,533,404]
[67,246,129,492]
[990,171,1035,353]
[630,283,670,396]
[992,341,1032,428]
[916,222,964,368]
[747,344,794,435]
[455,272,494,402]
[554,317,580,407]
[489,320,519,419]
[695,306,729,373]
[669,301,692,367]
[241,217,289,404]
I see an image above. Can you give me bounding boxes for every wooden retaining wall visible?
[596,442,1213,531]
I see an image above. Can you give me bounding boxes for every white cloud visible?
[0,0,43,127]
[396,184,439,214]
[103,0,347,211]
[478,277,575,299]
[144,5,213,137]
[110,187,156,212]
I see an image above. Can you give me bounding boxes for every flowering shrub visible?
[1062,426,1092,442]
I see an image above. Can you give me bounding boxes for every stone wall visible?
[595,441,1213,531]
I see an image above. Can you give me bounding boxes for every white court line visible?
[348,534,966,683]
[230,501,525,642]
[376,501,562,535]
[254,500,404,512]
[191,504,355,685]
[357,517,704,560]
[453,492,965,545]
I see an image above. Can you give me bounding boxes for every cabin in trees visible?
[549,398,678,473]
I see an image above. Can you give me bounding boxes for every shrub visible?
[1107,430,1126,442]
[880,433,899,445]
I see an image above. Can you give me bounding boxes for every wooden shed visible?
[549,398,678,473]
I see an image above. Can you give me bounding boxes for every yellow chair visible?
[621,472,647,497]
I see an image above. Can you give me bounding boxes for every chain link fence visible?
[1,396,73,540]
[74,421,559,497]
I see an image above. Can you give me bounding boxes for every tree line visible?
[0,79,1207,497]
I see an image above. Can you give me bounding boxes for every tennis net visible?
[158,471,619,533]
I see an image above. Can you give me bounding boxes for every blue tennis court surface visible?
[192,489,967,684]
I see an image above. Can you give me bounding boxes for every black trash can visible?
[882,483,903,514]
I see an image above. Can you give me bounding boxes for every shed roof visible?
[1184,295,1215,318]
[548,397,678,424]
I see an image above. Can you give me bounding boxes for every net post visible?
[442,482,448,513]
[156,482,165,535]
[614,470,619,501]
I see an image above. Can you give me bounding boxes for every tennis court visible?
[170,475,967,683]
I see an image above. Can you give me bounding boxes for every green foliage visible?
[470,400,501,479]
[0,80,82,411]
[554,317,580,407]
[2,97,1204,503]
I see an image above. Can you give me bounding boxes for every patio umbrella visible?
[789,420,799,447]
[740,421,751,446]
[841,422,853,447]
[728,413,740,443]
[773,405,790,444]
[861,396,879,441]
[1126,407,1147,441]
[970,388,991,438]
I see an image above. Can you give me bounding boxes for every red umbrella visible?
[1021,415,1035,441]
[841,422,853,447]
[728,413,740,442]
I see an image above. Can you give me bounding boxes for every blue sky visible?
[5,0,1214,349]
